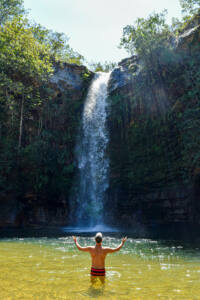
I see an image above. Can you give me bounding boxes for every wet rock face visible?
[50,62,94,101]
[106,185,195,227]
[51,63,89,90]
[106,24,200,227]
[108,56,139,94]
[0,194,69,227]
[177,24,200,52]
[0,196,23,227]
[138,186,194,224]
[0,62,94,229]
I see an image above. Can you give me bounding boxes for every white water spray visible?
[75,72,110,226]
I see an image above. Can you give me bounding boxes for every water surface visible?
[0,236,200,299]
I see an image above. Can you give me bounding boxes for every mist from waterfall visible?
[73,72,110,226]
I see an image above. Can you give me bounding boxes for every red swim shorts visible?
[91,267,106,276]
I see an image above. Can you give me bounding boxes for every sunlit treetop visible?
[0,0,25,24]
[119,11,171,59]
[179,0,200,14]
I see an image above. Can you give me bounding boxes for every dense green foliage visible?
[0,0,25,24]
[120,11,170,57]
[180,0,200,15]
[89,61,117,72]
[0,0,87,206]
[109,8,200,215]
[171,1,200,34]
[30,24,84,65]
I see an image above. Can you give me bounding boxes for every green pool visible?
[0,235,200,299]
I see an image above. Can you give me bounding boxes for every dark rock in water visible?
[0,193,69,227]
[105,185,195,227]
[0,195,22,227]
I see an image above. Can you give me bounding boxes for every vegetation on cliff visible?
[180,0,200,15]
[0,0,200,225]
[89,61,117,72]
[0,0,90,214]
[108,0,200,223]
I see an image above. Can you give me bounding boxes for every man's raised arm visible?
[104,237,127,254]
[72,236,92,252]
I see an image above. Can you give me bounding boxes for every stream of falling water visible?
[74,72,110,226]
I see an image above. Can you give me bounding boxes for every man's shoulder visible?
[102,247,110,251]
[87,246,95,250]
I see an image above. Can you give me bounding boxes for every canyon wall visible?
[0,63,93,227]
[106,21,200,227]
[1,21,200,230]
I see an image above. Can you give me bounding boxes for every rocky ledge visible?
[50,62,94,100]
[108,22,200,95]
[108,55,138,94]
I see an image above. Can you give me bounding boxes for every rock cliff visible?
[1,21,200,231]
[106,22,200,227]
[0,63,93,228]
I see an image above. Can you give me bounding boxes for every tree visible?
[89,61,117,72]
[119,11,171,67]
[31,23,84,65]
[179,0,200,15]
[0,17,53,150]
[0,0,25,24]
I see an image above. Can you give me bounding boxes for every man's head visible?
[95,232,103,244]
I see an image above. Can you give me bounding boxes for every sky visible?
[23,0,183,64]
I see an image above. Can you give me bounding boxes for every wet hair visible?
[95,232,102,244]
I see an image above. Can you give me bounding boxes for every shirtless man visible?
[72,232,127,283]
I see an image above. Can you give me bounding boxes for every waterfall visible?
[74,72,110,226]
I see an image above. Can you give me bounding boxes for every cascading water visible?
[73,72,110,227]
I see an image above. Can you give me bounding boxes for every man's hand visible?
[122,237,127,245]
[72,236,77,243]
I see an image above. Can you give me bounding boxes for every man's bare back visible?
[72,232,127,281]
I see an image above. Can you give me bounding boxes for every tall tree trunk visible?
[38,116,43,136]
[18,93,24,150]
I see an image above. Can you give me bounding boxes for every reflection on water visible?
[62,224,119,233]
[0,236,200,299]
